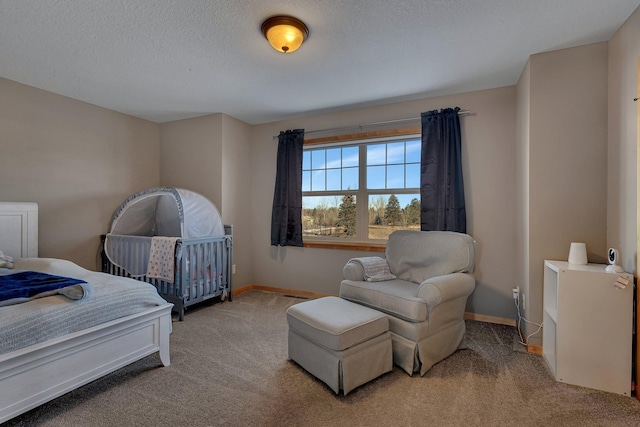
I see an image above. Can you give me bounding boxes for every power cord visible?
[514,296,543,346]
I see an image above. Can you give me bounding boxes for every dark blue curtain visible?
[420,107,466,233]
[271,129,304,246]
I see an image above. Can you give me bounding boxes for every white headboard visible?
[0,202,38,258]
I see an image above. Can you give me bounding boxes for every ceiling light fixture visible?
[261,15,309,54]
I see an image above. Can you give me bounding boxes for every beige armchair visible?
[340,230,476,375]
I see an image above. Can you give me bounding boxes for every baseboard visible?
[237,285,539,354]
[526,344,543,355]
[463,312,516,327]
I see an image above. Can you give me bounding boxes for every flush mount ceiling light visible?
[261,15,309,53]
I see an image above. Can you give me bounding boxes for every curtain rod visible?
[272,110,472,139]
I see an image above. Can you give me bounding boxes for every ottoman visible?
[286,296,392,395]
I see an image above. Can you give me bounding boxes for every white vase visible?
[568,242,588,265]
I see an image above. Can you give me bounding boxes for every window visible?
[302,135,421,243]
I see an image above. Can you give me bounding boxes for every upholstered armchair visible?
[340,230,476,375]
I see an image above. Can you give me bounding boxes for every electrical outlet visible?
[232,264,236,274]
[512,287,519,300]
[522,293,526,311]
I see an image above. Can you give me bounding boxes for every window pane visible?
[312,150,326,169]
[335,194,357,237]
[386,142,405,164]
[367,165,385,189]
[386,165,405,188]
[326,148,341,169]
[406,140,420,163]
[398,193,421,227]
[302,196,336,211]
[367,193,420,240]
[302,171,310,192]
[342,146,358,167]
[342,167,358,190]
[311,170,325,191]
[302,196,337,237]
[303,151,311,170]
[326,169,341,191]
[406,163,420,188]
[367,195,388,239]
[367,144,386,166]
[302,195,356,238]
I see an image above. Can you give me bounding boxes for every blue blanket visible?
[0,271,90,305]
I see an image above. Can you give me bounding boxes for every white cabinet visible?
[543,260,634,395]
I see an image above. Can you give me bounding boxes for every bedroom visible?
[1,0,640,424]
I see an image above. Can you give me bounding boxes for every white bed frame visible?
[0,202,173,423]
[0,201,38,258]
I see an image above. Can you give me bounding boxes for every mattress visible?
[0,258,169,355]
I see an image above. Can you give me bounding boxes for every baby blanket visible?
[147,236,179,283]
[349,257,397,282]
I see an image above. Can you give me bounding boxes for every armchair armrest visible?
[417,273,475,310]
[343,257,388,281]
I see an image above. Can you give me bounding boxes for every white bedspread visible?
[0,258,169,355]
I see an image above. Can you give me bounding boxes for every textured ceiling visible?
[0,1,638,125]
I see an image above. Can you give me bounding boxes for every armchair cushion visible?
[386,230,475,284]
[340,279,426,322]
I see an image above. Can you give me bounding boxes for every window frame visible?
[302,130,421,247]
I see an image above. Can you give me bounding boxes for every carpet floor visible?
[6,290,640,427]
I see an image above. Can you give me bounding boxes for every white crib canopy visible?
[109,187,224,238]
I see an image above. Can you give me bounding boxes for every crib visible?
[101,187,233,320]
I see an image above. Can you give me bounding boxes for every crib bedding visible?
[0,258,168,356]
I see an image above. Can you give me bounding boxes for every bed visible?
[101,187,233,320]
[0,203,173,424]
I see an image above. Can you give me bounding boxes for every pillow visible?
[0,250,14,269]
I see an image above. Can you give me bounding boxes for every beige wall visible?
[159,114,223,209]
[0,77,160,269]
[221,114,253,288]
[608,6,640,274]
[159,113,253,289]
[250,86,519,320]
[517,43,609,344]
